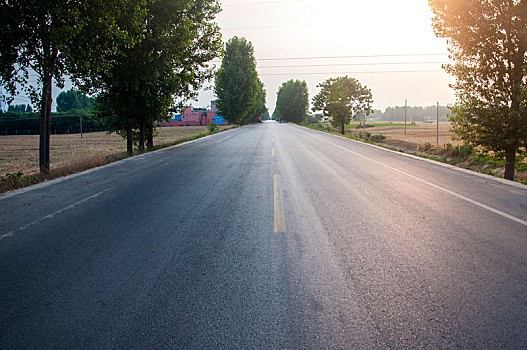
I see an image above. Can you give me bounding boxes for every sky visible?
[3,0,456,113]
[192,0,456,112]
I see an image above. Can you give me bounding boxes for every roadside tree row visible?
[0,0,223,172]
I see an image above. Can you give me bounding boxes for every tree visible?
[96,0,222,154]
[245,78,266,123]
[430,0,527,181]
[57,90,93,112]
[312,76,373,134]
[275,80,309,124]
[0,1,143,173]
[214,37,259,125]
[7,104,30,113]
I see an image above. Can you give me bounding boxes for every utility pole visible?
[404,99,407,135]
[80,116,83,139]
[436,102,439,145]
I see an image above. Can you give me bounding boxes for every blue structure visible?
[214,115,225,125]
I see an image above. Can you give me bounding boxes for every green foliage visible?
[369,105,450,122]
[96,0,222,151]
[207,122,218,133]
[358,130,371,140]
[0,0,145,172]
[56,90,93,112]
[275,80,309,124]
[430,0,527,180]
[7,104,32,113]
[0,111,103,135]
[312,76,373,135]
[452,145,475,159]
[214,37,260,125]
[307,114,322,125]
[370,134,386,143]
[245,78,267,123]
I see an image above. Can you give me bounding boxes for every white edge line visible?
[294,124,527,191]
[294,125,527,228]
[0,127,243,201]
[0,188,113,240]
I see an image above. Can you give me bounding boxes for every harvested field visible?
[350,122,461,151]
[0,126,218,176]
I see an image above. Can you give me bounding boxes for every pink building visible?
[158,101,227,127]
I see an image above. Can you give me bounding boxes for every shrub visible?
[452,144,475,159]
[358,130,371,140]
[207,122,218,133]
[420,142,434,152]
[370,134,386,143]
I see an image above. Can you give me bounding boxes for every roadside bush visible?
[306,114,322,125]
[420,142,434,152]
[452,144,475,159]
[358,130,371,140]
[370,134,386,143]
[207,122,218,133]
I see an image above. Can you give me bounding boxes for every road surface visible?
[1,122,526,349]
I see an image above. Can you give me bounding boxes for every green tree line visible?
[0,109,102,135]
[368,105,450,122]
[0,0,222,172]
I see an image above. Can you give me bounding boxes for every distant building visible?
[158,101,227,127]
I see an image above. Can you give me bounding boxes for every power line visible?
[258,69,444,76]
[223,24,308,31]
[256,53,448,61]
[210,53,448,63]
[257,61,447,69]
[223,0,303,6]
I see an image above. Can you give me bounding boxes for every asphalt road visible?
[1,122,526,349]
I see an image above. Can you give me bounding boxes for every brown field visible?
[0,126,215,177]
[350,122,462,151]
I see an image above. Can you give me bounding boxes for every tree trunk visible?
[147,123,154,151]
[39,70,53,174]
[340,121,345,135]
[126,127,133,155]
[138,119,145,152]
[504,148,516,181]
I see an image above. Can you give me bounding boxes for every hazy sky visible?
[193,0,456,112]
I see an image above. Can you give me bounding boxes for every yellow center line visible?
[272,148,275,157]
[273,175,286,233]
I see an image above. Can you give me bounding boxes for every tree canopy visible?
[245,78,267,123]
[7,104,32,113]
[312,76,373,134]
[95,0,222,153]
[214,37,261,125]
[0,0,144,172]
[430,0,527,180]
[56,90,93,112]
[274,80,309,124]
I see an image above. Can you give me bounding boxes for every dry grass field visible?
[0,126,215,176]
[350,122,462,151]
